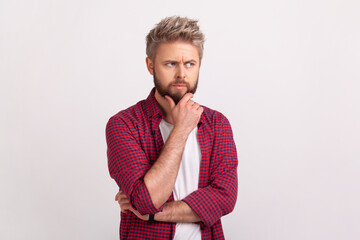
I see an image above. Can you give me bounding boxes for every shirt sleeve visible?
[106,115,164,215]
[182,114,238,228]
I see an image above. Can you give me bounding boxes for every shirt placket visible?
[197,122,212,239]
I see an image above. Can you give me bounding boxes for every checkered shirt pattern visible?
[106,88,238,239]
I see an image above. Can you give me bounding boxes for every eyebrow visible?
[162,59,198,64]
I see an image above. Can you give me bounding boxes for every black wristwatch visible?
[148,214,156,223]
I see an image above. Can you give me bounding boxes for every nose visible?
[176,64,185,80]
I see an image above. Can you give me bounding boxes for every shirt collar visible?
[144,88,162,119]
[144,87,204,125]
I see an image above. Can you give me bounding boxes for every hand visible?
[115,190,149,221]
[115,190,132,214]
[165,93,203,135]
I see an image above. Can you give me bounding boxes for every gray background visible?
[1,0,359,239]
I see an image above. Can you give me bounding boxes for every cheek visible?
[189,68,199,79]
[157,68,176,79]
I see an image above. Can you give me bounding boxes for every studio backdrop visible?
[1,0,359,239]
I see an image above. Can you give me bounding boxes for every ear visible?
[146,57,154,75]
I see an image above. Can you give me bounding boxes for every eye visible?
[166,62,176,67]
[185,62,195,67]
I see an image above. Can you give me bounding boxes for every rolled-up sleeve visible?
[183,115,238,228]
[106,115,163,215]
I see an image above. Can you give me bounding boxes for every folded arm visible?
[183,115,238,227]
[106,93,203,215]
[106,115,189,214]
[116,191,200,223]
[107,115,161,215]
[113,114,238,226]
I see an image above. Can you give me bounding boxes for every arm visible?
[154,201,201,223]
[107,93,203,214]
[114,115,237,226]
[107,116,160,215]
[116,191,200,223]
[144,93,203,208]
[182,115,238,228]
[143,126,189,209]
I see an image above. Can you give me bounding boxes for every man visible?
[106,16,238,240]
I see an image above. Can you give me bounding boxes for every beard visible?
[153,68,199,104]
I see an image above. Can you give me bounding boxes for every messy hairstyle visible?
[146,16,205,61]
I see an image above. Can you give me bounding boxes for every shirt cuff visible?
[131,180,164,215]
[182,188,220,228]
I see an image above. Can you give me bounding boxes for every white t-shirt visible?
[159,120,202,240]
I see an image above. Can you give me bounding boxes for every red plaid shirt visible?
[106,88,238,239]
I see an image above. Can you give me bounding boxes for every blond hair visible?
[146,16,205,61]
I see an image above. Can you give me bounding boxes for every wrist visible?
[172,126,191,140]
[148,214,156,223]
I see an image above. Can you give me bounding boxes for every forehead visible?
[155,41,200,61]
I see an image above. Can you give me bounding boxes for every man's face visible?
[147,41,201,104]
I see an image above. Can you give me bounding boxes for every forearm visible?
[144,127,189,209]
[154,201,201,223]
[183,168,238,227]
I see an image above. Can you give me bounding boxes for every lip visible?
[172,84,186,89]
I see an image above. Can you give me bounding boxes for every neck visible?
[154,90,174,124]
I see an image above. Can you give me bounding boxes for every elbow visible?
[224,185,238,216]
[223,174,238,216]
[130,182,165,215]
[223,199,236,216]
[144,176,170,210]
[153,200,165,210]
[148,188,169,210]
[202,204,236,228]
[131,195,163,215]
[202,218,216,228]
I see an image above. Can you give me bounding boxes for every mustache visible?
[173,80,188,84]
[171,81,190,89]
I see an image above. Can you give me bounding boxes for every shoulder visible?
[201,105,231,127]
[106,99,147,131]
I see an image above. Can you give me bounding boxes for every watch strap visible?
[148,214,156,223]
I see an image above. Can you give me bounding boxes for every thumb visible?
[165,95,175,109]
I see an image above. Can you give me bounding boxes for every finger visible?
[120,202,132,211]
[120,205,131,213]
[118,197,130,205]
[115,190,124,201]
[165,95,176,109]
[118,194,131,206]
[117,191,128,200]
[178,93,194,105]
[118,197,129,205]
[117,196,122,204]
[192,103,200,109]
[188,100,195,106]
[118,191,127,198]
[198,106,204,114]
[115,192,119,201]
[118,192,128,200]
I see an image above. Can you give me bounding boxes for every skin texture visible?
[147,40,201,108]
[116,191,201,222]
[115,40,203,223]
